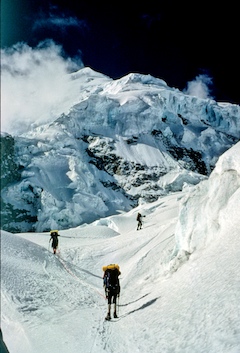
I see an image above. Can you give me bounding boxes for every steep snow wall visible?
[173,141,240,259]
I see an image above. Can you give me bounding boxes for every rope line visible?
[56,253,106,299]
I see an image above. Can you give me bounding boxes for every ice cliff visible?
[1,68,240,232]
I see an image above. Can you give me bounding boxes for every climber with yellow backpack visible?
[49,230,60,254]
[102,264,121,320]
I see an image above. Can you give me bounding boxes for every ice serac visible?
[172,141,240,266]
[1,68,240,232]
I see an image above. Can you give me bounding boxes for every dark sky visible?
[2,0,239,104]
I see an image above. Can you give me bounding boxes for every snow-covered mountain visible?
[1,67,240,232]
[1,140,240,353]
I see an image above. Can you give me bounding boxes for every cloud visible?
[184,74,214,100]
[1,41,84,136]
[33,12,87,32]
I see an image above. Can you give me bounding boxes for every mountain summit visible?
[1,68,240,232]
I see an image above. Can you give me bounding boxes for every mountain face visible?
[1,68,240,232]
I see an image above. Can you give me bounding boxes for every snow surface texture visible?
[1,141,240,353]
[1,68,240,232]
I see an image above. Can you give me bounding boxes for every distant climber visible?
[136,212,145,230]
[102,264,121,320]
[49,230,60,254]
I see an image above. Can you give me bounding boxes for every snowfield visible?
[1,142,240,353]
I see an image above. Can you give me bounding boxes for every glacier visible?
[1,67,240,232]
[1,139,240,353]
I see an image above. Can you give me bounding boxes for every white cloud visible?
[184,74,214,100]
[1,41,83,135]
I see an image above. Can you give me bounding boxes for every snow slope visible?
[1,141,240,353]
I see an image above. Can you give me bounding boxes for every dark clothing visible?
[51,234,59,248]
[103,266,121,320]
[103,268,121,304]
[137,213,143,230]
[107,287,119,304]
[50,232,59,253]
